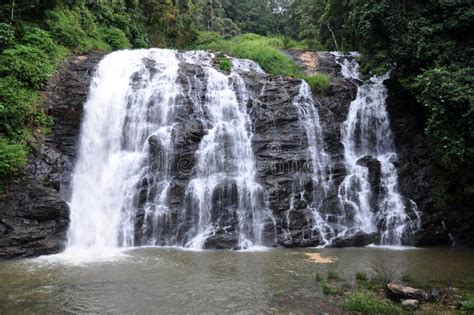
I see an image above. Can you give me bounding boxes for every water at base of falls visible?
[67,49,274,253]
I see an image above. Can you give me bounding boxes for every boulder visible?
[329,231,380,248]
[386,283,428,302]
[401,299,420,311]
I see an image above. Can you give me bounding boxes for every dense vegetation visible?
[0,0,472,224]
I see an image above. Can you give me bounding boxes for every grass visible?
[193,32,331,94]
[356,272,368,281]
[343,290,403,314]
[216,55,231,72]
[460,293,474,311]
[303,74,331,94]
[321,281,339,295]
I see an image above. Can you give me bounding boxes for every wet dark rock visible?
[386,283,428,302]
[1,49,464,257]
[202,231,238,250]
[0,53,104,259]
[401,299,420,311]
[329,231,380,248]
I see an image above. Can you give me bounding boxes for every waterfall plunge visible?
[66,48,420,255]
[67,49,274,253]
[332,52,421,245]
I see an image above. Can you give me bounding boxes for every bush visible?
[343,290,402,314]
[0,77,37,138]
[217,56,232,72]
[303,74,331,93]
[320,281,338,295]
[19,27,68,61]
[100,27,131,50]
[0,23,14,51]
[0,138,27,181]
[46,6,110,53]
[0,45,54,89]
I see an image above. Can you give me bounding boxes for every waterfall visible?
[332,52,421,245]
[66,48,420,253]
[67,49,274,252]
[285,81,335,245]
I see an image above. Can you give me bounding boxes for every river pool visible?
[1,247,473,313]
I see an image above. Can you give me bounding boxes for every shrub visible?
[0,138,27,181]
[0,77,37,138]
[0,45,54,89]
[303,74,331,94]
[217,56,232,72]
[0,23,14,51]
[19,27,68,61]
[320,281,338,295]
[46,7,89,50]
[100,27,131,50]
[343,290,402,314]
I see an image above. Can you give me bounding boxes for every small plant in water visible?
[327,270,339,280]
[356,272,368,281]
[315,272,322,282]
[320,280,338,295]
[343,290,402,314]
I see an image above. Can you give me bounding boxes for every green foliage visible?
[320,280,338,295]
[327,270,339,280]
[315,272,322,282]
[100,27,131,50]
[0,76,37,139]
[46,6,110,53]
[0,138,27,181]
[0,45,55,89]
[460,293,474,311]
[343,290,402,314]
[303,74,331,94]
[217,56,231,72]
[0,23,14,51]
[356,272,368,281]
[196,33,302,77]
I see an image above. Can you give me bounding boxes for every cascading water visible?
[285,81,334,245]
[66,47,420,254]
[67,49,274,253]
[332,52,421,245]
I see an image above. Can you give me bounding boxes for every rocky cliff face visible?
[0,53,104,258]
[0,49,460,259]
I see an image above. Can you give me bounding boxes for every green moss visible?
[343,290,402,314]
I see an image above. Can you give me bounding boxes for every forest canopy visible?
[0,0,473,221]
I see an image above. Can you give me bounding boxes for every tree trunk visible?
[10,0,15,25]
[326,21,339,51]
